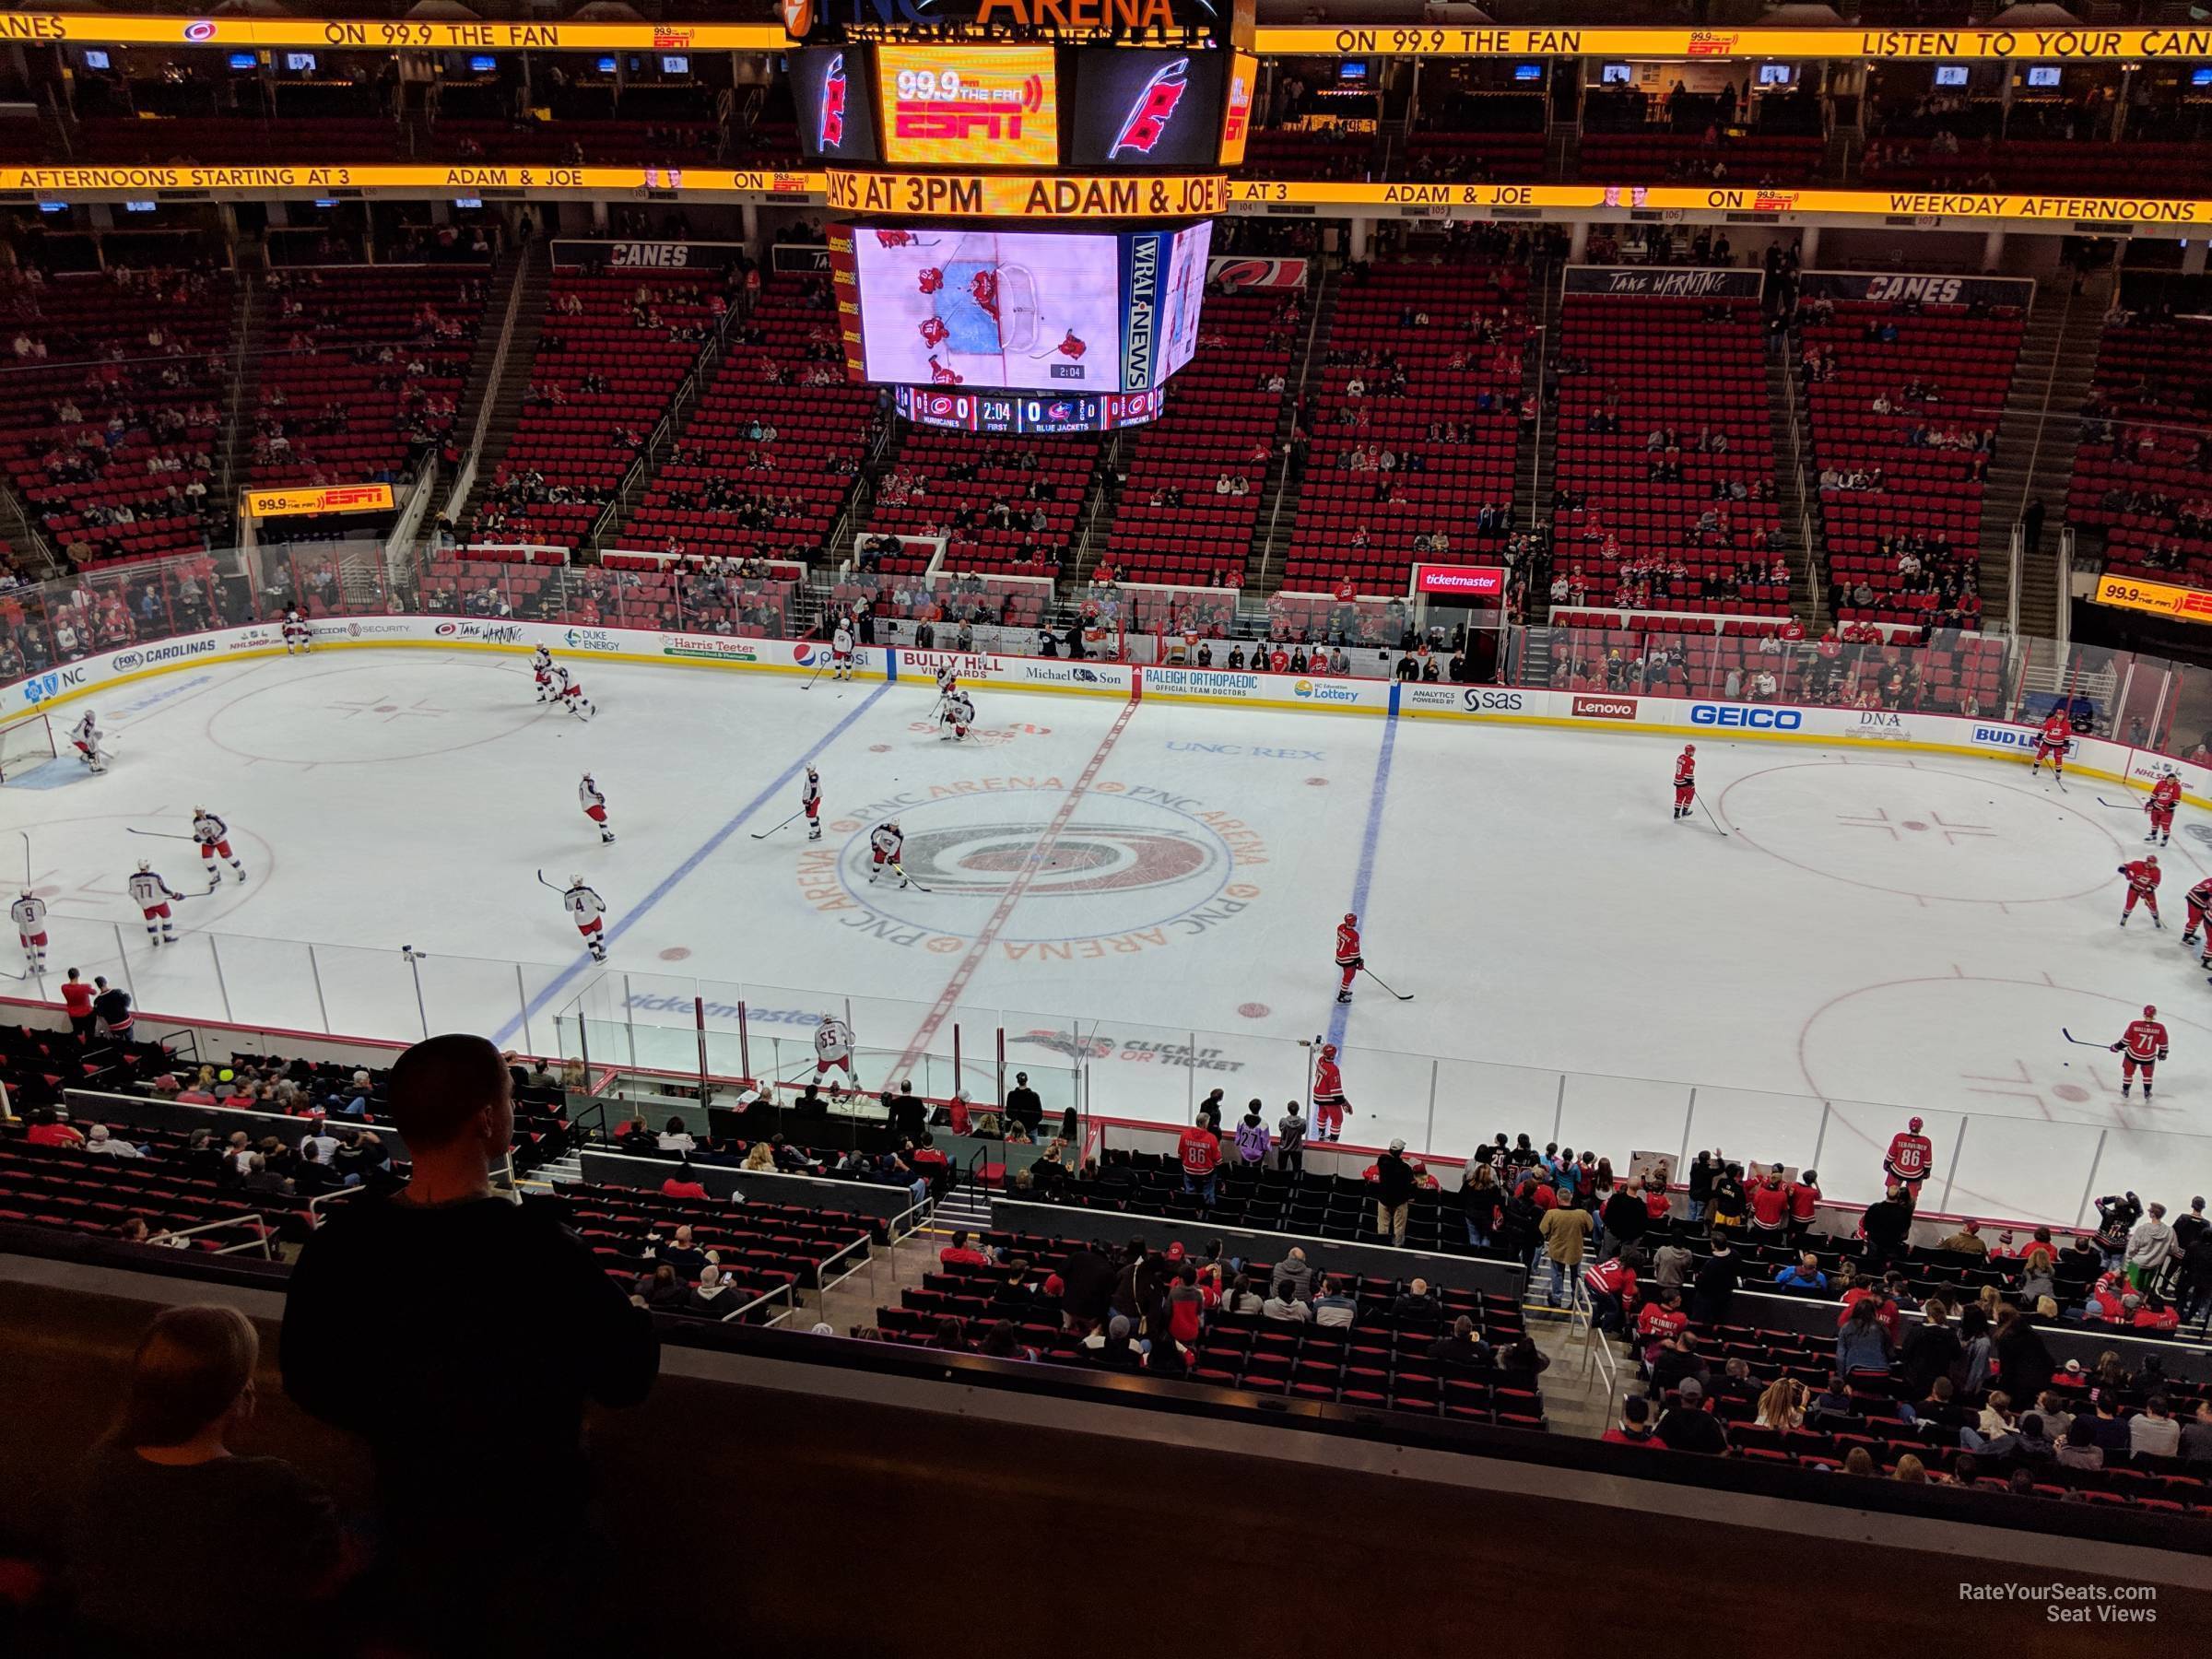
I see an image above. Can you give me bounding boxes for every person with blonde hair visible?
[1756,1375,1807,1431]
[68,1306,351,1654]
[1892,1453,1929,1484]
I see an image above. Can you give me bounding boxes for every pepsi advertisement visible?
[790,46,880,163]
[1068,48,1227,169]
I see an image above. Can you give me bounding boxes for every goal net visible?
[0,709,57,782]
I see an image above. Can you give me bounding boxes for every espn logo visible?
[1571,695,1638,721]
[893,74,1044,145]
[1686,32,1739,54]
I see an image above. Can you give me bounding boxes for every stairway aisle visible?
[1981,277,2103,641]
[453,241,552,529]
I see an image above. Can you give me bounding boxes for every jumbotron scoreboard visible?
[784,0,1253,432]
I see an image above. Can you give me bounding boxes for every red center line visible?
[892,696,1139,1077]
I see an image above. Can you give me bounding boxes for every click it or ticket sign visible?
[1414,564,1507,599]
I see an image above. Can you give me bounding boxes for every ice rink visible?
[9,645,2212,1226]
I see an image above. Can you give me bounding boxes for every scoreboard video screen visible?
[851,222,1211,394]
[876,43,1059,168]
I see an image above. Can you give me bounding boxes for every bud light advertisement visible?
[1068,48,1227,169]
[790,45,879,163]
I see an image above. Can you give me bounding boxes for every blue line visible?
[1327,684,1401,1051]
[493,681,894,1046]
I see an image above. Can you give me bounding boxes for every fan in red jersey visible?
[1672,744,1697,820]
[1883,1116,1935,1199]
[2116,853,2162,928]
[1334,912,1362,1005]
[2111,1005,2170,1101]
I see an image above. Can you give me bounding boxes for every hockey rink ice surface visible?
[9,647,2212,1226]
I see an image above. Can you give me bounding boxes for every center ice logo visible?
[792,779,1268,959]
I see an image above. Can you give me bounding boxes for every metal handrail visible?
[721,1277,797,1327]
[156,1210,276,1258]
[816,1231,877,1306]
[305,1184,359,1228]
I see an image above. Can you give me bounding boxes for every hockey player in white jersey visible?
[127,861,184,946]
[830,618,855,682]
[867,820,908,888]
[532,644,555,701]
[281,608,312,655]
[802,767,823,841]
[937,688,975,742]
[70,710,109,774]
[562,874,608,961]
[191,807,247,884]
[551,664,594,720]
[10,889,47,975]
[815,1013,859,1087]
[579,771,615,844]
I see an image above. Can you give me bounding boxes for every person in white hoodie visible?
[2126,1202,2176,1293]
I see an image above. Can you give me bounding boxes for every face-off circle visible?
[206,660,545,765]
[1799,971,2210,1219]
[1719,761,2120,904]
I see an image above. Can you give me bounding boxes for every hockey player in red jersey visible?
[2117,853,2163,928]
[1312,1042,1350,1141]
[1673,745,1697,819]
[1334,912,1362,1004]
[2147,768,2182,845]
[2030,709,2072,777]
[2112,1005,2170,1100]
[1883,1116,1935,1198]
[2186,875,2212,958]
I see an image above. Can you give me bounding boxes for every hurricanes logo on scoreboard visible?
[818,53,848,147]
[1109,56,1189,157]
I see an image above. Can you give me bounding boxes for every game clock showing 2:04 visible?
[793,42,1233,170]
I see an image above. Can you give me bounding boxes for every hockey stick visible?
[535,869,563,892]
[125,829,198,841]
[2097,797,2141,810]
[18,830,28,888]
[2060,1029,2109,1049]
[1697,794,1730,838]
[750,809,805,841]
[1359,966,1415,1002]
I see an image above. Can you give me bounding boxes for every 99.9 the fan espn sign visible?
[241,483,394,519]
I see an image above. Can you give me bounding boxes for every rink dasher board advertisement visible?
[5,618,2205,810]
